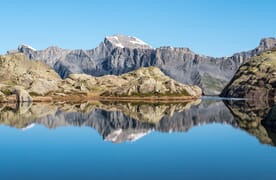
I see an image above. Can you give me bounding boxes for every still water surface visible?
[0,99,275,180]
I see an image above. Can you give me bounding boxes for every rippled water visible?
[0,99,275,180]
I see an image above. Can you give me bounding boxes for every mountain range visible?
[8,34,276,95]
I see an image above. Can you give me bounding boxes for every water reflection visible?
[0,99,275,145]
[224,99,276,146]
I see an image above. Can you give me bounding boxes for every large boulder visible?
[12,86,32,102]
[0,53,62,96]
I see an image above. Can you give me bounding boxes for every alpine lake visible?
[0,97,275,180]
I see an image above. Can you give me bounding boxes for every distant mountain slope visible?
[8,35,276,95]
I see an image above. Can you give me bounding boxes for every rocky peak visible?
[18,44,37,52]
[104,34,152,49]
[259,37,276,50]
[254,37,276,54]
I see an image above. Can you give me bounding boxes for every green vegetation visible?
[1,89,12,96]
[110,89,190,97]
[202,73,227,93]
[29,91,41,96]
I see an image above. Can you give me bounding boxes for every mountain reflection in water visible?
[0,99,275,146]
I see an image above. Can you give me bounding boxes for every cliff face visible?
[10,35,276,95]
[221,49,276,103]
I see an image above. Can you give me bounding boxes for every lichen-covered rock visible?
[29,79,59,96]
[0,53,61,95]
[101,67,202,97]
[0,91,5,101]
[221,49,276,103]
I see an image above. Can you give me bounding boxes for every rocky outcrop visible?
[64,67,202,98]
[100,67,202,97]
[10,35,276,95]
[0,53,201,100]
[221,49,276,103]
[0,53,61,96]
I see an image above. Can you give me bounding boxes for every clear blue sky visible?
[0,0,275,56]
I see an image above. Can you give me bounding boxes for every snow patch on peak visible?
[105,129,123,142]
[104,128,152,143]
[113,36,119,41]
[129,36,150,46]
[105,34,152,49]
[19,44,37,51]
[22,123,35,131]
[128,130,151,142]
[116,43,124,48]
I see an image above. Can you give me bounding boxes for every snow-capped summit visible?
[105,34,152,49]
[18,44,37,51]
[104,128,152,143]
[21,123,36,131]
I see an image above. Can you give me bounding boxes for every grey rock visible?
[9,35,276,95]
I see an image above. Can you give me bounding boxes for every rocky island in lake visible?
[0,53,202,102]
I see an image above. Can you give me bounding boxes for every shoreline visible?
[0,94,201,103]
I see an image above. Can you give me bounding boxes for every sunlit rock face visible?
[0,53,201,101]
[221,49,276,103]
[11,35,276,95]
